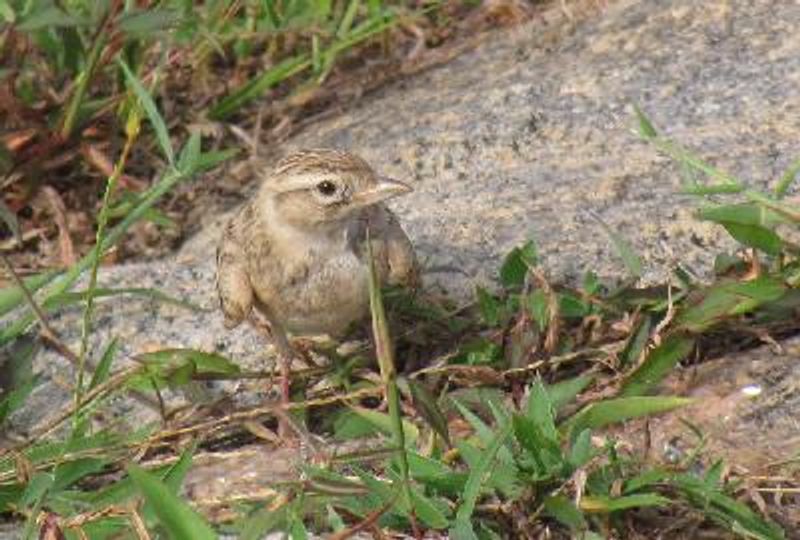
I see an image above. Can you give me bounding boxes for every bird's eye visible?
[316,180,337,196]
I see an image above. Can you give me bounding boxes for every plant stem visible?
[74,111,140,430]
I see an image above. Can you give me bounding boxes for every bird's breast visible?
[253,244,370,337]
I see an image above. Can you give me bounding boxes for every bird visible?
[215,149,417,433]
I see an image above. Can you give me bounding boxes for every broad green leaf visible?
[127,465,215,540]
[722,222,782,255]
[476,287,503,326]
[620,335,695,396]
[564,396,691,438]
[500,240,537,288]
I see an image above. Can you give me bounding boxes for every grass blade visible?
[118,59,174,165]
[127,464,216,540]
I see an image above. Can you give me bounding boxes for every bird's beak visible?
[352,177,413,207]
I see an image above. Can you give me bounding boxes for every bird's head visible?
[257,149,412,229]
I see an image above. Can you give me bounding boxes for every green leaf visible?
[722,222,782,255]
[675,278,786,333]
[0,337,40,424]
[546,375,594,412]
[138,348,241,375]
[568,429,593,468]
[196,147,239,172]
[500,240,537,288]
[239,502,287,540]
[339,406,419,444]
[564,396,691,438]
[53,458,106,491]
[633,105,658,138]
[476,287,503,326]
[619,316,653,367]
[544,495,586,530]
[127,464,216,540]
[512,414,562,473]
[407,482,450,529]
[524,380,558,441]
[118,8,182,35]
[451,421,513,537]
[0,270,59,318]
[118,59,175,165]
[177,132,202,174]
[672,473,785,540]
[89,338,118,390]
[19,472,53,508]
[581,493,671,513]
[620,336,695,396]
[699,203,787,228]
[775,156,800,198]
[18,6,84,30]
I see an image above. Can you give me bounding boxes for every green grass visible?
[0,4,799,536]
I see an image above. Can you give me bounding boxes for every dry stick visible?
[138,386,382,448]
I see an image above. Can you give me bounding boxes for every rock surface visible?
[2,0,800,532]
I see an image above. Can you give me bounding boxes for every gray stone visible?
[2,0,799,533]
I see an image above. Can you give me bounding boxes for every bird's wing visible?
[215,207,255,329]
[357,204,419,288]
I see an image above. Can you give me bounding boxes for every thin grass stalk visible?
[75,111,141,429]
[59,9,114,140]
[365,230,418,533]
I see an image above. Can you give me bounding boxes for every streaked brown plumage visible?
[215,150,417,418]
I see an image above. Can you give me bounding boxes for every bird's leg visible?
[248,313,295,440]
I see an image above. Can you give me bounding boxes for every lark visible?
[216,149,417,428]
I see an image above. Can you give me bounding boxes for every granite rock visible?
[3,0,799,509]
